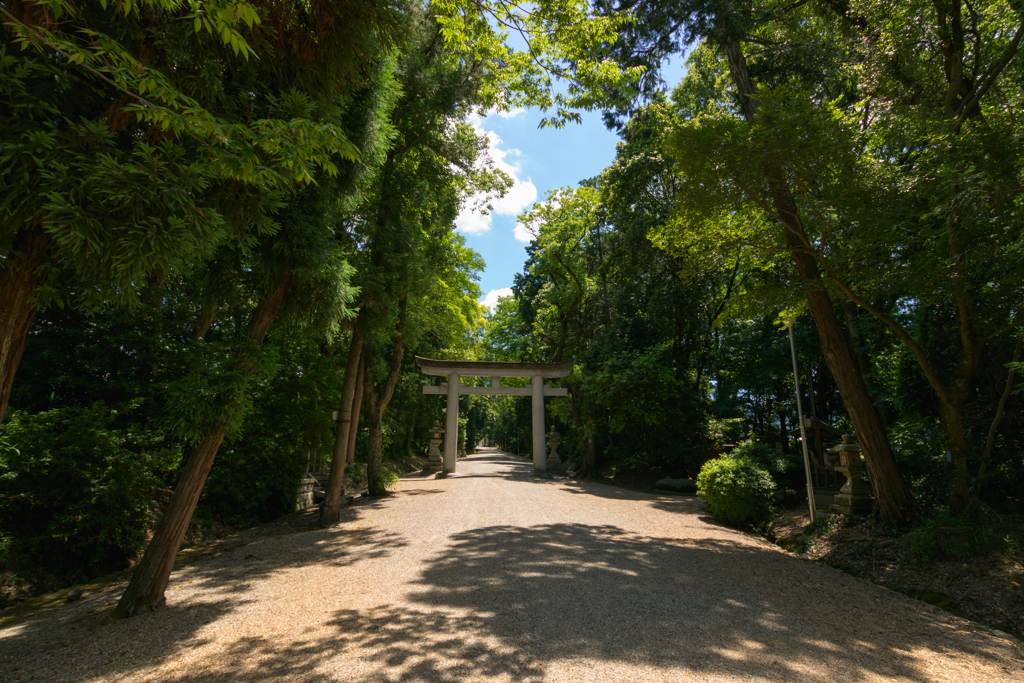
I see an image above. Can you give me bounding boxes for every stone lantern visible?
[828,434,873,515]
[546,427,562,473]
[426,421,445,473]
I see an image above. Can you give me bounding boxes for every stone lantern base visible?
[831,465,873,515]
[425,453,444,473]
[425,422,445,473]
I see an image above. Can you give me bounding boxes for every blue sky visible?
[461,62,688,311]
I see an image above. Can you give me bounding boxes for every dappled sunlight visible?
[2,457,1020,683]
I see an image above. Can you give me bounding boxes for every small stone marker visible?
[66,589,83,603]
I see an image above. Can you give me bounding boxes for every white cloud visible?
[513,221,537,243]
[491,107,525,119]
[455,117,537,236]
[480,287,514,311]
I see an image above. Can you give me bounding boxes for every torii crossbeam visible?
[416,357,572,474]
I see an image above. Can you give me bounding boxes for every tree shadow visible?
[0,501,410,681]
[5,522,1020,682]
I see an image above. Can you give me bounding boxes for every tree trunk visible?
[113,426,226,616]
[193,296,219,342]
[365,399,385,494]
[567,385,596,475]
[778,187,916,523]
[723,39,916,523]
[0,226,52,424]
[403,406,417,455]
[115,275,289,617]
[321,320,366,524]
[973,339,1022,499]
[941,397,971,509]
[346,356,365,466]
[362,295,407,494]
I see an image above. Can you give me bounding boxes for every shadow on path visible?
[5,522,1019,682]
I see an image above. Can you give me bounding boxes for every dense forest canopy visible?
[1,0,1022,613]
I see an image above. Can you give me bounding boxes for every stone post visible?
[546,426,562,473]
[295,475,317,512]
[532,375,545,473]
[426,421,444,473]
[445,373,459,473]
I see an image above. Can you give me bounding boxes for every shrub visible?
[696,456,776,527]
[201,435,306,527]
[0,403,177,586]
[370,468,400,496]
[730,440,800,487]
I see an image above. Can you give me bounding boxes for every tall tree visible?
[0,0,399,422]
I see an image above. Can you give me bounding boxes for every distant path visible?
[1,448,1021,682]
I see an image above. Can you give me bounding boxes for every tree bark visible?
[113,426,226,617]
[346,355,365,466]
[567,385,596,475]
[0,226,52,424]
[193,296,219,342]
[115,275,289,617]
[973,339,1022,499]
[321,320,366,524]
[363,296,407,494]
[403,406,417,455]
[723,39,916,523]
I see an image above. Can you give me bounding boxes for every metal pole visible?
[788,325,817,522]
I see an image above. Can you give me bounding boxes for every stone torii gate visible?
[416,357,571,474]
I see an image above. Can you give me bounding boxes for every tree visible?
[583,0,918,521]
[642,1,1024,511]
[1,0,400,422]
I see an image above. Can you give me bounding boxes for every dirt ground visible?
[1,450,1021,682]
[771,508,1024,642]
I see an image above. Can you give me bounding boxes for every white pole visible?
[788,325,817,522]
[532,375,546,474]
[444,373,459,473]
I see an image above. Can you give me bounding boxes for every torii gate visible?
[417,357,571,474]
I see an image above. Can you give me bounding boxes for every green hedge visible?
[696,456,776,527]
[0,403,176,586]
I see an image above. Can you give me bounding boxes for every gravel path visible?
[1,448,1021,682]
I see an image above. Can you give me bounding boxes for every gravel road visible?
[1,448,1021,682]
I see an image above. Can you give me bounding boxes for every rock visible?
[339,494,355,508]
[655,478,697,494]
[66,589,83,603]
[179,539,194,550]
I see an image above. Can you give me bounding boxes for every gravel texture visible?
[1,448,1022,682]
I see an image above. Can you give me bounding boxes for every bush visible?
[0,403,177,586]
[696,456,776,526]
[730,440,800,486]
[369,468,400,496]
[201,435,307,527]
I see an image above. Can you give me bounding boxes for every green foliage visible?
[729,440,798,485]
[369,468,400,496]
[0,403,177,585]
[696,456,776,527]
[905,509,1011,563]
